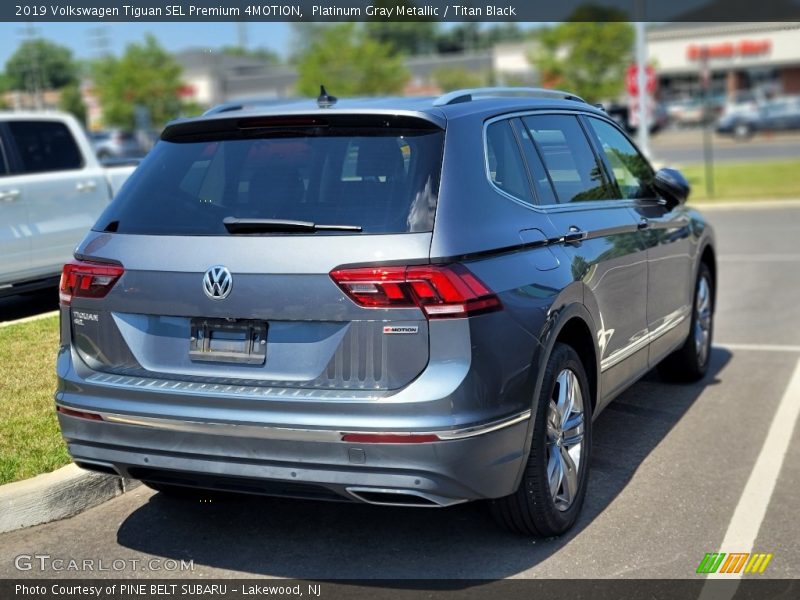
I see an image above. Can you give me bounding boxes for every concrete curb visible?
[0,464,140,534]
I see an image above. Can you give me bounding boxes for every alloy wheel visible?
[545,368,585,511]
[694,276,712,367]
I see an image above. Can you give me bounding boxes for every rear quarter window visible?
[485,120,533,203]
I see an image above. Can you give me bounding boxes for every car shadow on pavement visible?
[116,348,732,581]
[0,287,58,323]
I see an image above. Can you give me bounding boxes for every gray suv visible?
[56,88,716,536]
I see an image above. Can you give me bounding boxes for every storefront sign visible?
[687,40,772,61]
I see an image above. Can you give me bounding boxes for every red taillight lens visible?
[59,260,124,305]
[330,264,501,319]
[57,406,103,421]
[341,433,440,444]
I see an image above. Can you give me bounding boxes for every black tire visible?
[658,262,714,382]
[491,343,592,537]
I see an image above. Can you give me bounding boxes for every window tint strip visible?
[511,118,558,206]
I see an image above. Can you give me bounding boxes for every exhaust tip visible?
[346,487,462,508]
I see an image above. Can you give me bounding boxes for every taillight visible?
[59,260,124,305]
[330,264,501,319]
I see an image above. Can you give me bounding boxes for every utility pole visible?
[17,23,44,110]
[237,22,248,51]
[700,47,715,198]
[634,11,650,157]
[88,27,111,59]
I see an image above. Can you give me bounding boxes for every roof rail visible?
[433,87,587,107]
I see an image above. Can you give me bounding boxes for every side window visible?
[0,134,8,176]
[485,120,533,203]
[522,115,613,203]
[586,117,655,199]
[7,120,84,174]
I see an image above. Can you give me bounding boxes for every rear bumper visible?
[56,303,539,504]
[58,407,530,505]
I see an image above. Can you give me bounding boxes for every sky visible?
[0,22,293,67]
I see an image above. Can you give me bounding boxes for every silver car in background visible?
[56,88,716,536]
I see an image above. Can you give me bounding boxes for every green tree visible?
[92,35,183,129]
[58,84,87,124]
[295,23,409,97]
[530,6,633,103]
[5,39,77,91]
[436,23,483,54]
[432,67,488,92]
[365,22,439,55]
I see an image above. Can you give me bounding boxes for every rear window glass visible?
[8,120,84,174]
[96,128,443,235]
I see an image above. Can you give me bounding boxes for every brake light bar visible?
[60,260,124,305]
[57,406,104,421]
[329,264,501,319]
[341,433,440,444]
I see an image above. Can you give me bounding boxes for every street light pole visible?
[635,20,650,158]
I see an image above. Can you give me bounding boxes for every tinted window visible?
[96,128,444,235]
[486,120,532,203]
[8,121,83,174]
[587,118,654,199]
[522,115,613,203]
[0,137,8,176]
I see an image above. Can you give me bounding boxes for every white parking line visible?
[700,357,800,595]
[716,342,800,353]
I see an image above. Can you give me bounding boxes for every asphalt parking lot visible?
[0,203,798,581]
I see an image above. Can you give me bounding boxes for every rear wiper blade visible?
[223,217,362,233]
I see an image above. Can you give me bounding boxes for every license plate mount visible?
[189,318,267,365]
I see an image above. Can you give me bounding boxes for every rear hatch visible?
[63,113,446,391]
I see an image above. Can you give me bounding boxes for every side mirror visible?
[653,168,690,207]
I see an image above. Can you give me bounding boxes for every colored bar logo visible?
[696,552,773,574]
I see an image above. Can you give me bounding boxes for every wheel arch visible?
[511,302,600,492]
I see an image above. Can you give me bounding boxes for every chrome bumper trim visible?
[56,404,531,443]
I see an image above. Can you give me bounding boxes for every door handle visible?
[563,225,587,244]
[0,189,21,202]
[637,218,650,230]
[76,181,97,192]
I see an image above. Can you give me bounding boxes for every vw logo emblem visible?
[203,265,232,300]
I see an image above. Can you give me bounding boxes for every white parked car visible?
[0,112,137,296]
